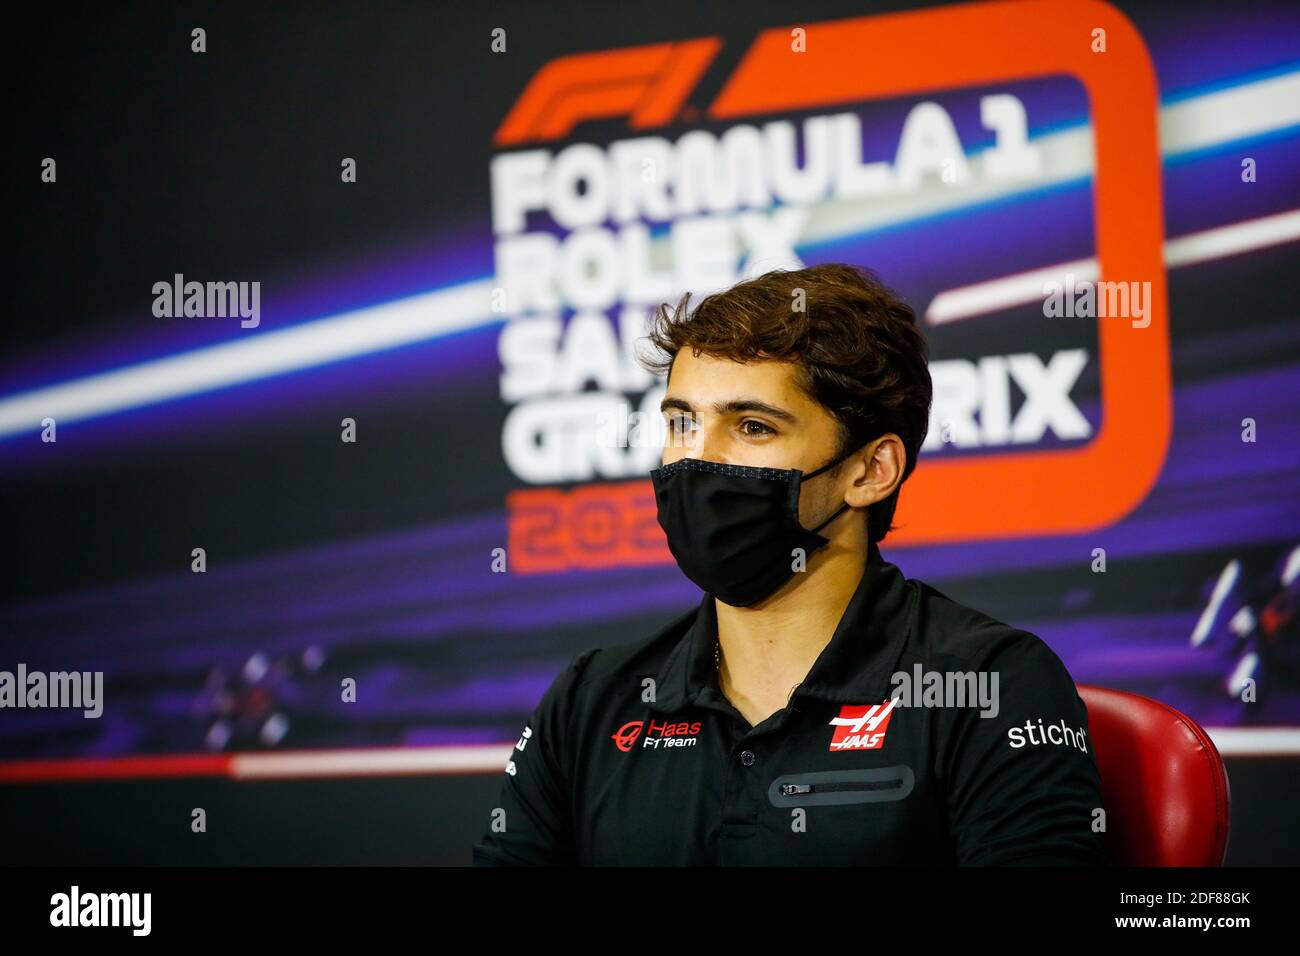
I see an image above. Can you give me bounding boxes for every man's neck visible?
[714,546,867,725]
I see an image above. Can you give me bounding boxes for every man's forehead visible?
[668,350,806,400]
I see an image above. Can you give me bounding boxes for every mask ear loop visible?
[800,455,844,482]
[811,500,851,534]
[800,445,860,533]
[799,441,862,482]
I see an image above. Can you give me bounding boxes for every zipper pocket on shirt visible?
[779,779,902,795]
[768,766,915,807]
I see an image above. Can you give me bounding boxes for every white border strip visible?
[1205,728,1300,757]
[926,208,1300,325]
[230,743,512,779]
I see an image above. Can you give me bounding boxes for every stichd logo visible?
[829,700,897,751]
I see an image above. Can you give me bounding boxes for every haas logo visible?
[611,721,644,752]
[611,718,702,751]
[829,699,897,751]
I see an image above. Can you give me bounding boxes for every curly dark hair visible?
[639,263,932,543]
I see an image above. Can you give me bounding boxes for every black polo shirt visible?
[472,544,1108,866]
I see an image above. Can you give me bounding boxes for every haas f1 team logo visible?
[611,718,701,751]
[829,700,898,751]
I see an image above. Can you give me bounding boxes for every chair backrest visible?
[1077,684,1231,865]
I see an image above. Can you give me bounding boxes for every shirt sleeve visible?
[471,648,598,866]
[938,630,1109,866]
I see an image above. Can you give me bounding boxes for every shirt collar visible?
[648,542,914,714]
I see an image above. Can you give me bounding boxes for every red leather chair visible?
[1078,684,1231,865]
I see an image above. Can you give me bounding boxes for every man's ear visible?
[846,434,906,508]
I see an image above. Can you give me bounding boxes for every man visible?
[473,263,1108,865]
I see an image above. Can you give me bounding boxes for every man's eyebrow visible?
[659,396,799,424]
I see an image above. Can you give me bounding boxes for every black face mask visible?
[650,448,855,607]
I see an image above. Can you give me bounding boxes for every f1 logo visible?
[494,40,721,146]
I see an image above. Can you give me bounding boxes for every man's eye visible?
[741,419,776,437]
[668,414,697,433]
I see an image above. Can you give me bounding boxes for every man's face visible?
[659,349,849,528]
